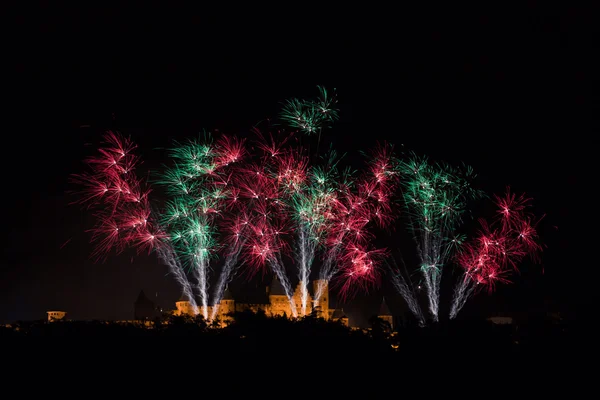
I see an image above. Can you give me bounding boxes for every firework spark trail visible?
[391,274,425,326]
[396,153,482,322]
[296,223,317,315]
[210,209,250,319]
[312,279,328,312]
[386,257,425,326]
[449,277,476,320]
[191,258,210,318]
[318,246,340,290]
[272,253,298,317]
[210,235,247,320]
[314,235,344,308]
[449,188,543,319]
[150,202,197,311]
[157,244,198,314]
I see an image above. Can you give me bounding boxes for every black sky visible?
[2,3,597,325]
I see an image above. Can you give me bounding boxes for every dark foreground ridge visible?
[1,309,590,357]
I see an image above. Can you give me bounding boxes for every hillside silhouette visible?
[1,308,587,358]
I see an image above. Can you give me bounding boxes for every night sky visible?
[3,4,596,326]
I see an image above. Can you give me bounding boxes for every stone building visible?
[173,276,349,326]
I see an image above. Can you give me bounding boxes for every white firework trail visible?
[296,223,318,316]
[415,228,447,322]
[314,244,341,305]
[387,257,425,326]
[271,253,298,318]
[397,154,483,323]
[192,257,210,320]
[312,279,328,312]
[157,244,199,315]
[449,273,476,319]
[416,231,461,321]
[210,237,247,321]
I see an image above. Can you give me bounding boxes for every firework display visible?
[231,129,303,316]
[279,86,338,138]
[392,154,484,322]
[316,142,400,302]
[70,132,198,310]
[71,87,545,324]
[227,128,397,316]
[281,93,399,311]
[70,131,163,259]
[72,129,394,319]
[154,134,246,319]
[449,188,543,319]
[289,148,341,315]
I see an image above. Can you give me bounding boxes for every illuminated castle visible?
[173,276,349,327]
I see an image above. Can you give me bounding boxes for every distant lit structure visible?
[47,311,67,322]
[175,297,196,316]
[172,276,350,327]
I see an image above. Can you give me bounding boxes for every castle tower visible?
[378,297,394,331]
[47,311,66,322]
[268,275,290,317]
[312,280,329,320]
